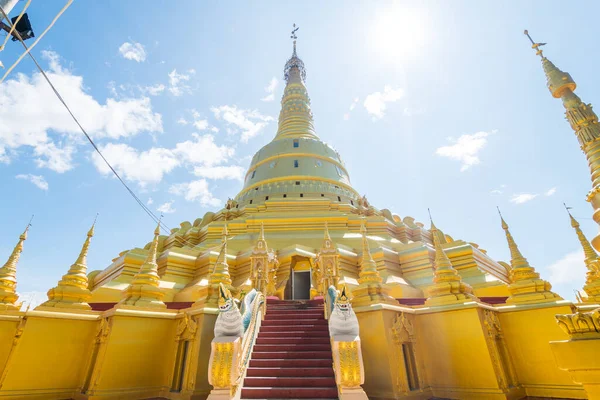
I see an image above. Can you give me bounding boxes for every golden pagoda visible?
[0,29,599,400]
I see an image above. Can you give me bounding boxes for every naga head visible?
[335,285,352,312]
[218,283,234,312]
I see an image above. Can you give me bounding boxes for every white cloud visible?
[175,133,235,166]
[91,134,236,186]
[141,84,165,96]
[546,187,557,197]
[168,69,195,96]
[15,174,49,191]
[92,143,180,187]
[510,193,538,204]
[435,131,494,171]
[490,189,503,195]
[344,97,360,120]
[403,107,425,117]
[363,86,404,119]
[169,179,221,207]
[0,51,162,171]
[177,117,188,125]
[157,201,176,214]
[547,250,585,285]
[147,197,154,205]
[261,77,279,102]
[193,165,245,181]
[118,41,147,62]
[211,105,274,142]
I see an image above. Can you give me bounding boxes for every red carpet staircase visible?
[241,298,338,399]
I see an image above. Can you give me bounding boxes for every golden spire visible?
[498,208,561,304]
[425,214,476,306]
[258,222,265,242]
[564,205,600,302]
[119,220,166,308]
[0,220,31,311]
[324,221,331,241]
[209,228,233,287]
[40,217,97,310]
[526,30,600,252]
[357,220,382,285]
[428,208,446,246]
[351,219,396,307]
[274,23,317,141]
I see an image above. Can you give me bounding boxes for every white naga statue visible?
[328,285,360,338]
[214,283,244,338]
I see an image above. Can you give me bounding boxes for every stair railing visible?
[231,291,265,399]
[327,285,369,400]
[206,291,266,400]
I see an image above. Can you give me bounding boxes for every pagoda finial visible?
[525,31,600,254]
[425,220,476,306]
[357,219,382,285]
[428,209,446,246]
[324,221,331,241]
[497,209,561,304]
[259,222,265,241]
[210,240,233,287]
[0,218,32,310]
[524,30,546,59]
[40,216,98,310]
[564,205,600,302]
[119,219,166,308]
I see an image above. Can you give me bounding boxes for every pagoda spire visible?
[210,227,233,287]
[0,221,31,311]
[525,30,600,252]
[425,215,477,306]
[498,208,562,304]
[352,219,396,307]
[119,221,166,309]
[274,24,318,141]
[40,218,96,310]
[564,206,600,302]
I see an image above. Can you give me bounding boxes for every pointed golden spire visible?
[40,216,98,310]
[0,219,31,310]
[259,222,265,241]
[324,221,331,241]
[119,220,166,309]
[351,219,396,307]
[497,208,561,304]
[428,208,446,246]
[357,220,381,285]
[425,213,476,306]
[210,234,232,287]
[526,31,600,253]
[274,24,317,141]
[564,205,600,302]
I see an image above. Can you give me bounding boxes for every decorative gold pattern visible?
[556,309,600,338]
[338,341,362,388]
[314,222,340,296]
[482,310,518,390]
[209,341,235,389]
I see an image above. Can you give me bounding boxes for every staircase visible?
[241,298,338,399]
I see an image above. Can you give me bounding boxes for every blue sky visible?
[0,0,597,301]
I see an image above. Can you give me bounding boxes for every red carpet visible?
[241,299,338,399]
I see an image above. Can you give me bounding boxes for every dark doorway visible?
[292,271,311,300]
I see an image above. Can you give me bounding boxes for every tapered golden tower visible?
[526,30,600,252]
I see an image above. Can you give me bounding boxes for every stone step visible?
[246,367,335,378]
[251,351,333,360]
[248,358,333,368]
[255,337,330,345]
[258,330,329,338]
[241,386,338,399]
[244,377,336,388]
[254,344,331,352]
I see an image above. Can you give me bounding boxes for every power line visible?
[0,5,172,233]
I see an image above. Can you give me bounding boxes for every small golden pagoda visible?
[0,29,599,400]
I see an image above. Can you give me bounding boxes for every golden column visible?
[250,223,269,293]
[315,222,340,294]
[425,219,477,306]
[498,210,561,304]
[565,207,600,302]
[119,221,166,309]
[40,220,96,310]
[526,30,600,252]
[0,223,30,311]
[352,220,396,307]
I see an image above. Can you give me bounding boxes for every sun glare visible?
[369,6,430,62]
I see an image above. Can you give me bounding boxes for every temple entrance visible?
[284,256,312,300]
